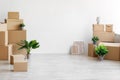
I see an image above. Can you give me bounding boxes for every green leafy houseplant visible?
[95,44,108,60]
[20,23,25,29]
[92,36,99,45]
[17,40,40,59]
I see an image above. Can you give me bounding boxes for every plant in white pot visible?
[95,44,108,61]
[19,23,25,30]
[17,40,40,59]
[92,36,99,45]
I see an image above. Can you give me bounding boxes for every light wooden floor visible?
[0,54,120,80]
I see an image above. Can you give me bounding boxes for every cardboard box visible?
[8,30,26,43]
[12,43,27,55]
[0,23,7,31]
[88,43,97,57]
[13,61,27,72]
[0,31,8,46]
[6,19,23,30]
[10,54,25,65]
[8,12,19,19]
[106,24,113,32]
[0,45,12,60]
[93,24,104,32]
[93,32,115,42]
[99,42,120,60]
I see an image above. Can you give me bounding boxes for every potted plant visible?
[17,40,40,59]
[20,23,25,30]
[95,44,108,61]
[92,36,99,45]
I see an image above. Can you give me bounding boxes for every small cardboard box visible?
[106,24,113,32]
[13,61,27,72]
[88,43,97,57]
[93,32,115,42]
[93,24,104,32]
[10,54,25,65]
[8,12,19,19]
[6,19,23,30]
[0,45,12,60]
[0,31,8,46]
[99,42,120,61]
[8,30,26,43]
[0,23,7,31]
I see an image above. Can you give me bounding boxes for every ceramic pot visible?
[98,56,104,61]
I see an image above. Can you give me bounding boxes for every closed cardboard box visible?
[93,32,115,42]
[0,23,7,31]
[93,24,104,32]
[99,42,120,60]
[88,43,97,57]
[8,12,19,19]
[0,45,12,60]
[14,61,27,72]
[12,43,27,55]
[0,31,8,46]
[13,55,27,72]
[106,24,113,32]
[6,19,23,30]
[8,30,26,43]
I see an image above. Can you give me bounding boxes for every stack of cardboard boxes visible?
[6,12,27,55]
[88,24,120,61]
[93,24,115,42]
[0,12,27,71]
[0,22,12,60]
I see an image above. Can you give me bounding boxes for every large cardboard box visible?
[99,42,120,61]
[8,30,26,43]
[0,45,12,60]
[12,43,27,55]
[0,31,8,46]
[6,19,23,30]
[0,23,7,31]
[93,24,104,32]
[8,12,19,19]
[106,24,113,32]
[93,32,115,42]
[88,43,97,57]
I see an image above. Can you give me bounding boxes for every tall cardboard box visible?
[0,23,7,31]
[93,24,104,32]
[88,43,97,57]
[8,30,26,43]
[0,45,12,60]
[93,32,115,42]
[6,19,23,30]
[8,12,19,19]
[0,31,8,46]
[106,24,113,32]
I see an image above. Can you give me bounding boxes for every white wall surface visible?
[0,0,120,54]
